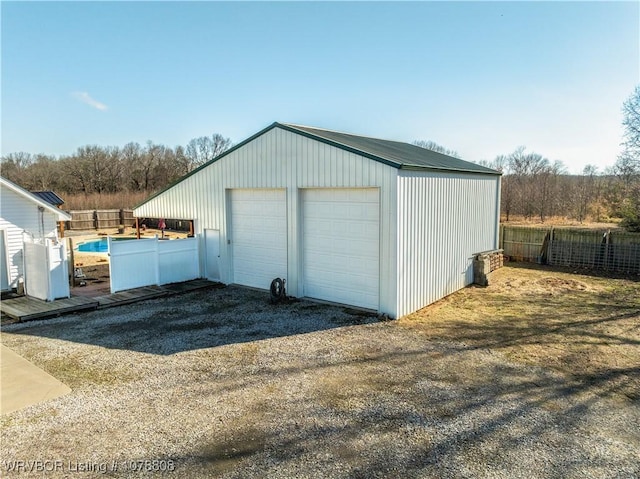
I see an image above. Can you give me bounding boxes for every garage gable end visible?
[135,122,499,213]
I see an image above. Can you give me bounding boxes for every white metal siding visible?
[0,186,59,287]
[230,189,287,289]
[134,127,397,316]
[396,171,500,318]
[302,188,379,309]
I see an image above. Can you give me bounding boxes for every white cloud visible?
[71,91,108,111]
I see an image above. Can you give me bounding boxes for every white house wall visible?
[396,171,500,318]
[134,127,398,316]
[0,186,59,288]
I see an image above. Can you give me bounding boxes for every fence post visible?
[68,237,75,287]
[155,236,160,287]
[548,227,554,265]
[605,230,611,270]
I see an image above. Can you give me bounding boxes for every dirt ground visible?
[1,265,638,478]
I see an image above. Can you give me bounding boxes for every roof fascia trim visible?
[1,177,72,220]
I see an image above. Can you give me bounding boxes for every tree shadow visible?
[118,348,639,478]
[1,286,380,355]
[3,267,638,477]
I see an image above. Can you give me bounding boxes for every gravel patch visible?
[1,285,638,478]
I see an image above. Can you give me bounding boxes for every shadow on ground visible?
[1,285,380,355]
[2,265,639,478]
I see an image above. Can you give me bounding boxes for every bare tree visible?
[28,154,59,191]
[0,152,34,184]
[615,86,640,231]
[621,85,640,155]
[185,133,232,169]
[413,140,460,158]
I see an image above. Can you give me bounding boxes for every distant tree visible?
[173,145,191,176]
[621,85,640,157]
[185,133,232,169]
[573,165,598,223]
[492,147,566,222]
[28,154,59,191]
[0,152,34,184]
[615,86,640,231]
[413,140,460,158]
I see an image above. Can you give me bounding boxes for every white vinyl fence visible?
[108,236,199,293]
[23,236,70,301]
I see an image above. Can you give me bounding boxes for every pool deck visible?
[0,279,220,322]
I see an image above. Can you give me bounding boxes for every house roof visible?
[1,177,72,221]
[279,123,500,175]
[136,121,500,209]
[31,191,65,207]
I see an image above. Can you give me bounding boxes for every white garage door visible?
[230,189,287,289]
[302,188,379,310]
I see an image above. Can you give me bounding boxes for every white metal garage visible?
[134,122,501,318]
[302,188,379,309]
[230,189,287,289]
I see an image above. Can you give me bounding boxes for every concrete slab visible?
[0,344,71,415]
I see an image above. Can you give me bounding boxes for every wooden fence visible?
[66,210,191,232]
[500,225,640,274]
[66,209,134,230]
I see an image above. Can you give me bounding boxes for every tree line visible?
[416,86,640,231]
[0,134,232,196]
[2,88,638,230]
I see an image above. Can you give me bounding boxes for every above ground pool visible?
[76,237,135,253]
[77,238,108,253]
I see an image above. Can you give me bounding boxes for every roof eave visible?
[1,177,72,221]
[399,165,502,175]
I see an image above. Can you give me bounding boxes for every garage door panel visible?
[231,189,287,289]
[302,188,379,310]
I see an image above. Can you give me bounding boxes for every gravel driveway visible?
[1,284,638,478]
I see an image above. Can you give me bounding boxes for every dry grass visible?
[62,191,151,210]
[401,263,640,400]
[501,214,621,230]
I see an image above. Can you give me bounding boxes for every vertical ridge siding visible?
[396,171,499,318]
[134,127,397,316]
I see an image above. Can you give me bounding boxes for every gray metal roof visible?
[279,123,500,175]
[31,190,65,206]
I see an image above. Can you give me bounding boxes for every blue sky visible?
[2,1,638,174]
